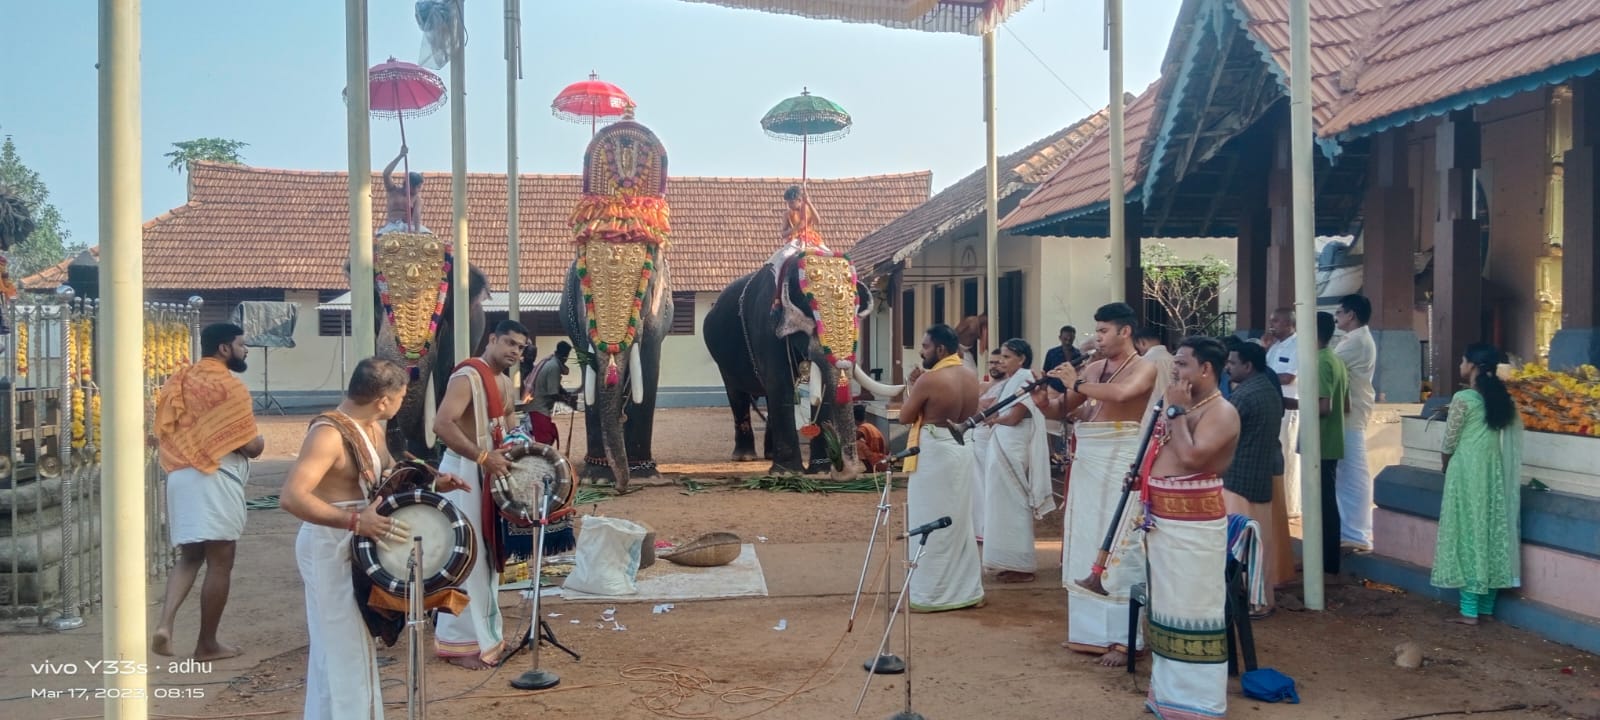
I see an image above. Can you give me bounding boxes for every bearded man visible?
[151,323,263,661]
[899,324,985,612]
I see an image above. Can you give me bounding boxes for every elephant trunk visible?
[601,351,633,493]
[825,368,863,481]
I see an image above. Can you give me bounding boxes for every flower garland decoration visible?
[577,247,653,387]
[376,249,453,373]
[1507,362,1600,436]
[14,319,27,377]
[796,250,861,406]
[570,194,670,248]
[70,317,97,449]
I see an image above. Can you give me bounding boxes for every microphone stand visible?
[940,376,1049,445]
[406,537,428,720]
[511,475,581,690]
[849,455,905,675]
[855,520,947,719]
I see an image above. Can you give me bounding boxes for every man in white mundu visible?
[431,321,532,669]
[1036,302,1161,667]
[980,339,1054,583]
[280,358,470,719]
[899,324,986,613]
[971,349,1004,542]
[1264,307,1302,517]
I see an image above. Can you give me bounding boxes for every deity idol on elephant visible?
[558,116,674,494]
[703,186,903,478]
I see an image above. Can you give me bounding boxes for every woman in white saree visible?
[981,339,1056,582]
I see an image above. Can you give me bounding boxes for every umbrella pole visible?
[399,112,413,232]
[802,134,808,185]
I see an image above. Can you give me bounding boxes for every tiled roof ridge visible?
[1355,0,1596,95]
[1330,0,1408,104]
[187,160,930,186]
[141,201,203,230]
[1028,79,1161,191]
[1010,99,1119,183]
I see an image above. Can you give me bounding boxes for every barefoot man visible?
[899,324,985,612]
[280,358,470,719]
[432,320,530,668]
[151,323,264,661]
[1141,337,1240,719]
[1036,302,1164,666]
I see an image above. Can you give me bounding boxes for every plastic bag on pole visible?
[563,516,647,596]
[415,0,459,70]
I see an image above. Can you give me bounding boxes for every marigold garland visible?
[70,318,96,449]
[1507,362,1600,436]
[570,194,670,247]
[14,320,27,377]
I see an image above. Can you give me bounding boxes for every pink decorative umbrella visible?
[356,58,447,228]
[552,72,636,136]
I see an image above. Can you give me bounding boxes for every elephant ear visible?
[774,269,817,339]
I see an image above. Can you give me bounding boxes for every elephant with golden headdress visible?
[558,117,673,494]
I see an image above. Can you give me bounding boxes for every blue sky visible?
[1,0,1181,244]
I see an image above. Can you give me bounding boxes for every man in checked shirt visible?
[1221,340,1286,618]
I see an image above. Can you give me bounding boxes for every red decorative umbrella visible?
[352,58,447,229]
[551,71,636,136]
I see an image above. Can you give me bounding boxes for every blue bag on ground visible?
[1241,668,1299,703]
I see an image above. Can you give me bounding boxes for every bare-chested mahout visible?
[1032,302,1160,667]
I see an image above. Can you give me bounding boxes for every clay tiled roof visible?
[21,247,99,292]
[849,103,1113,275]
[1319,0,1600,137]
[81,162,929,294]
[999,81,1163,233]
[1233,0,1390,129]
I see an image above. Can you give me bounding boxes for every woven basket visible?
[660,532,742,567]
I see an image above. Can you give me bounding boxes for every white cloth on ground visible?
[166,452,250,545]
[1063,421,1147,652]
[297,499,384,720]
[1144,474,1228,720]
[981,370,1055,574]
[433,365,506,663]
[906,425,985,612]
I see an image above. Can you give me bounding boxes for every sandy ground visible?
[2,409,1597,720]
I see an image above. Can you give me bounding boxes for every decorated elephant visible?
[703,249,903,478]
[558,117,673,494]
[365,229,489,461]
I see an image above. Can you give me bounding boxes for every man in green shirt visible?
[1286,312,1350,576]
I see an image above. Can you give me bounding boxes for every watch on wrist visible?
[1165,404,1188,419]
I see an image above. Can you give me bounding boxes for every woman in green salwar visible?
[1434,343,1523,625]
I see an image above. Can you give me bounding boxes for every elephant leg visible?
[579,398,616,485]
[760,399,774,461]
[622,324,667,483]
[761,375,805,475]
[726,388,758,462]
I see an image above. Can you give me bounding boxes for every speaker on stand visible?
[230,301,298,416]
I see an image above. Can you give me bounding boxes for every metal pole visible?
[505,0,521,325]
[451,3,472,357]
[1106,0,1127,302]
[1289,0,1324,611]
[982,31,1000,333]
[346,0,375,359]
[99,1,148,715]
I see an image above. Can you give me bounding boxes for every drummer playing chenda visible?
[280,357,468,720]
[431,319,530,669]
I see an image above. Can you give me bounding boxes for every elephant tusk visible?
[630,343,644,405]
[853,363,904,399]
[808,362,823,407]
[585,366,597,406]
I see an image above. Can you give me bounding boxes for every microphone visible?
[897,516,952,540]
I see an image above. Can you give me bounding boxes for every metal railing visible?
[0,289,200,627]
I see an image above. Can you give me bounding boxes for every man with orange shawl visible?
[151,323,264,662]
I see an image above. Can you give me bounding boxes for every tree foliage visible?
[1142,242,1235,339]
[165,137,248,173]
[0,136,80,282]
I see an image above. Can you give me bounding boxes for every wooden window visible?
[900,288,916,348]
[961,278,979,318]
[319,290,351,337]
[931,285,946,326]
[669,292,697,335]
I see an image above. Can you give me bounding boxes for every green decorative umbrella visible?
[761,88,851,183]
